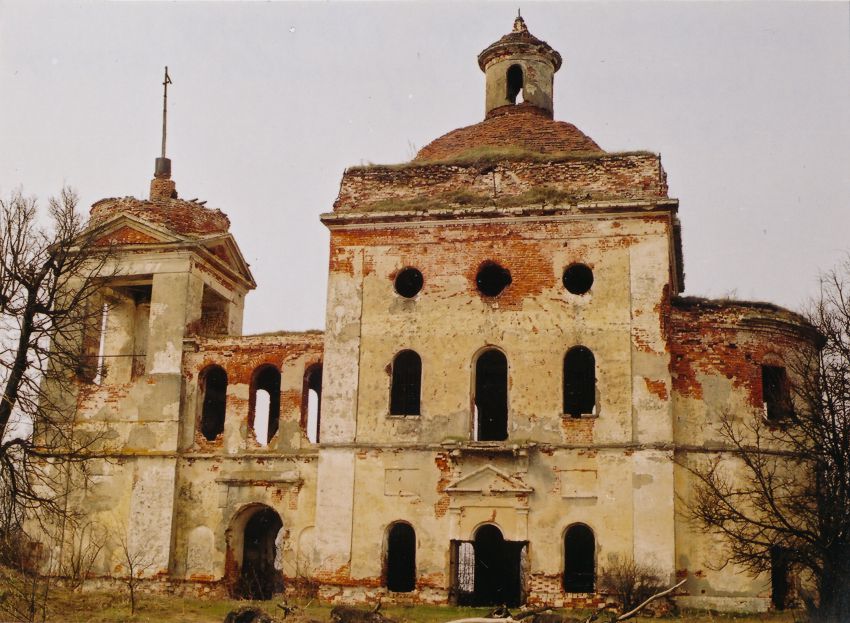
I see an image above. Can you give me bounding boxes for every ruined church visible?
[53,16,817,612]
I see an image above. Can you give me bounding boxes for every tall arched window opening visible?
[563,524,595,593]
[474,350,508,441]
[564,346,595,417]
[199,365,227,441]
[385,522,416,592]
[303,364,322,443]
[762,365,793,421]
[390,350,421,416]
[250,365,281,445]
[506,64,524,104]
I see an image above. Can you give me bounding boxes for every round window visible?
[394,267,423,298]
[476,262,512,297]
[563,263,593,295]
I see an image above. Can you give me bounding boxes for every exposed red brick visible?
[90,196,230,237]
[334,153,668,213]
[415,106,601,162]
[668,297,819,408]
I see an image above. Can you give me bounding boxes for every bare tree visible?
[62,519,106,590]
[116,529,154,615]
[0,188,113,568]
[0,530,51,623]
[684,259,850,622]
[598,554,666,613]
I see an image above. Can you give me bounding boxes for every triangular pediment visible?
[197,235,256,290]
[86,215,256,290]
[446,465,533,495]
[90,214,185,246]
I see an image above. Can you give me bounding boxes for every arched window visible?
[250,365,281,445]
[199,365,227,441]
[474,350,508,441]
[563,524,595,593]
[762,365,793,421]
[564,346,595,417]
[390,350,421,416]
[386,522,416,592]
[303,364,322,443]
[506,64,524,104]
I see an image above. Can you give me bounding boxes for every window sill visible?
[561,413,598,419]
[387,414,421,419]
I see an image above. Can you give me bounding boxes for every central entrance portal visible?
[451,525,527,607]
[237,507,283,600]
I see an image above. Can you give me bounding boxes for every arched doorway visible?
[563,524,595,593]
[385,522,416,592]
[452,524,525,607]
[228,505,284,600]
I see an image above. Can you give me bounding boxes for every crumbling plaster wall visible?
[669,302,818,610]
[172,332,324,582]
[65,248,254,581]
[483,55,555,115]
[314,200,680,600]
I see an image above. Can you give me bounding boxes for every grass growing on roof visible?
[358,185,608,213]
[350,147,657,171]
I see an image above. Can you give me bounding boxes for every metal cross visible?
[161,66,172,159]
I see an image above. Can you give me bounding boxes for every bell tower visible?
[478,13,562,119]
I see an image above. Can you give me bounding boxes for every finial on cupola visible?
[151,66,178,201]
[513,9,527,33]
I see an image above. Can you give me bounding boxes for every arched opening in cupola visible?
[506,64,524,104]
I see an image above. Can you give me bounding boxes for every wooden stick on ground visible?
[616,578,687,621]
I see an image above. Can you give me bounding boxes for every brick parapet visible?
[90,196,231,237]
[333,154,668,213]
[668,296,820,409]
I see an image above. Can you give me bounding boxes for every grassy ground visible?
[27,589,804,623]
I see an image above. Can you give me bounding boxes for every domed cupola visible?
[477,12,562,119]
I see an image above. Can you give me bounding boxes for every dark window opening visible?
[770,545,790,610]
[250,365,281,445]
[452,526,525,607]
[391,350,422,415]
[395,268,424,299]
[563,524,595,593]
[563,264,594,295]
[303,364,322,443]
[475,350,508,441]
[476,263,512,297]
[237,508,283,600]
[200,365,227,441]
[386,522,416,592]
[762,365,793,421]
[564,346,596,417]
[506,64,524,104]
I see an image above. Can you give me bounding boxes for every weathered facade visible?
[48,16,818,612]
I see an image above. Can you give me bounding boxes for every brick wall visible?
[334,153,668,212]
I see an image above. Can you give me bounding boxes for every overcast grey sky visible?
[1,1,849,334]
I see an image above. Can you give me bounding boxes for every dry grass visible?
[33,587,803,623]
[352,147,656,170]
[358,185,606,214]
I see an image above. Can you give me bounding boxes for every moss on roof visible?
[348,148,657,172]
[355,185,613,214]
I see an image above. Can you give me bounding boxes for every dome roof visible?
[414,104,604,163]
